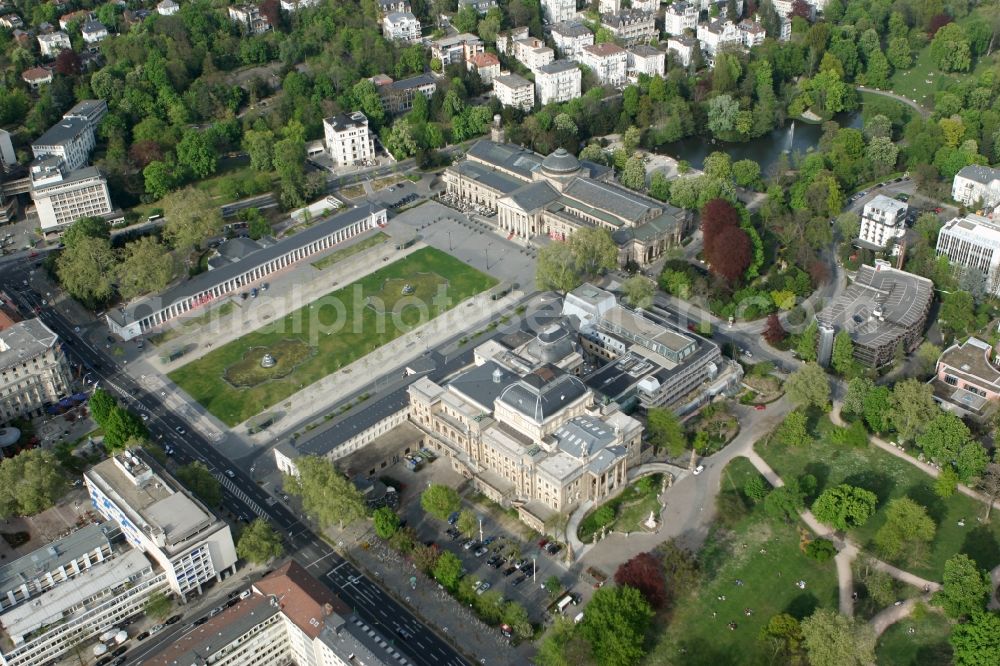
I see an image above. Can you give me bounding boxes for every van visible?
[239,589,252,600]
[573,612,584,624]
[556,595,573,614]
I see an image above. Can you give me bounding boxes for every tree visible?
[811,484,877,531]
[620,155,646,191]
[116,237,175,301]
[646,408,686,457]
[785,363,830,409]
[732,159,761,189]
[950,611,1000,666]
[144,591,172,620]
[177,129,218,179]
[622,275,654,309]
[865,136,899,172]
[759,613,804,660]
[144,159,180,199]
[0,450,66,519]
[614,552,666,609]
[284,456,367,529]
[579,586,654,666]
[175,462,222,507]
[420,484,461,520]
[162,188,222,254]
[762,314,787,344]
[61,216,110,250]
[931,23,973,72]
[503,601,533,640]
[352,80,385,130]
[373,506,401,539]
[886,37,912,70]
[916,342,942,377]
[874,498,936,561]
[831,330,855,376]
[622,126,642,154]
[890,379,938,442]
[800,608,877,666]
[453,4,478,31]
[935,466,960,498]
[433,550,464,591]
[862,386,892,433]
[940,290,977,337]
[658,539,700,596]
[237,518,284,564]
[707,225,752,282]
[916,413,982,481]
[864,49,892,89]
[796,321,818,361]
[89,388,117,424]
[744,475,769,503]
[774,410,809,447]
[980,462,1000,521]
[457,509,478,537]
[243,129,275,171]
[764,484,805,523]
[805,538,837,562]
[536,242,582,293]
[54,48,82,76]
[937,554,991,618]
[101,407,148,451]
[241,208,271,240]
[56,236,116,305]
[569,227,618,278]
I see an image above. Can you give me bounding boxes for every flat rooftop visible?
[31,116,89,148]
[0,522,114,601]
[600,306,694,355]
[0,318,57,371]
[937,337,1000,391]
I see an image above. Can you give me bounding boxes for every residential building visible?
[816,261,934,368]
[84,448,238,601]
[443,140,688,265]
[738,18,765,48]
[514,36,555,71]
[459,0,497,13]
[382,11,421,42]
[467,52,501,85]
[580,42,627,88]
[601,9,657,46]
[80,18,107,44]
[323,112,375,167]
[20,67,52,88]
[378,0,411,14]
[144,561,405,666]
[771,0,794,15]
[280,0,322,10]
[627,44,665,79]
[156,0,179,15]
[664,1,698,35]
[430,32,483,66]
[30,162,113,237]
[228,5,270,34]
[494,73,534,111]
[373,73,437,114]
[31,116,95,172]
[535,60,582,104]
[0,319,71,424]
[0,14,24,30]
[106,205,387,340]
[779,17,792,42]
[599,0,620,12]
[932,337,1000,417]
[952,165,1000,209]
[858,194,907,248]
[542,0,576,23]
[667,35,696,67]
[936,214,1000,295]
[697,19,740,59]
[58,9,90,31]
[632,0,659,11]
[36,31,70,57]
[63,99,108,133]
[496,26,528,56]
[551,21,594,61]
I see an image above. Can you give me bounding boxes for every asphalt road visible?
[0,260,470,666]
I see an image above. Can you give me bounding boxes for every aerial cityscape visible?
[1,0,1000,664]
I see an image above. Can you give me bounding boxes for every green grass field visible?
[646,457,839,665]
[756,421,1000,580]
[576,475,663,543]
[311,232,388,270]
[875,604,953,666]
[169,247,497,426]
[887,46,953,107]
[148,301,236,347]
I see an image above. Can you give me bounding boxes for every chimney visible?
[323,602,333,616]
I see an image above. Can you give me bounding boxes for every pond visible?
[657,110,864,173]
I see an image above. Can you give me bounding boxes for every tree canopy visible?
[800,608,876,666]
[420,484,461,521]
[579,585,654,666]
[236,518,284,564]
[811,484,877,531]
[0,450,66,519]
[175,462,222,507]
[284,456,367,529]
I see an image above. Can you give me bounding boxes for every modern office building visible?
[858,194,907,248]
[817,261,934,367]
[551,21,594,61]
[931,337,1000,417]
[535,60,582,104]
[373,73,437,114]
[84,448,238,601]
[63,99,108,133]
[29,161,113,237]
[580,43,628,88]
[323,112,375,167]
[494,73,535,111]
[106,204,387,340]
[952,165,1000,209]
[936,214,1000,295]
[541,0,576,23]
[31,116,95,172]
[382,10,421,42]
[0,318,72,424]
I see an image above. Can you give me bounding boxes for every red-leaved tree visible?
[701,198,741,259]
[808,259,830,286]
[763,314,787,345]
[614,552,666,609]
[928,13,953,37]
[260,0,281,29]
[54,49,81,76]
[790,0,812,20]
[129,140,164,169]
[705,223,752,283]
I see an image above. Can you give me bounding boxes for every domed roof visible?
[541,148,581,175]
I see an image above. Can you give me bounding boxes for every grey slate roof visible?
[385,73,437,91]
[552,21,592,38]
[629,44,663,57]
[447,360,518,411]
[450,160,525,194]
[956,164,1000,185]
[562,178,655,223]
[494,73,532,89]
[497,366,588,422]
[32,116,89,148]
[536,60,580,75]
[507,181,559,212]
[553,415,616,459]
[541,148,581,175]
[466,140,543,180]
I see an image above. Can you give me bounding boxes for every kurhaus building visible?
[443,138,689,266]
[106,204,386,340]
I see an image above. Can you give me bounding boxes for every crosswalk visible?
[215,474,268,519]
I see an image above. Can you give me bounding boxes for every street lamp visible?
[478,515,484,544]
[532,556,536,583]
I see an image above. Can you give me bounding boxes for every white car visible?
[225,469,235,479]
[149,623,165,635]
[141,413,149,421]
[693,464,705,475]
[476,582,491,595]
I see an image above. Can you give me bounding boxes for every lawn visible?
[645,457,839,665]
[756,420,1000,580]
[311,232,388,270]
[169,247,497,426]
[875,604,953,666]
[577,475,664,543]
[147,301,235,347]
[887,46,954,107]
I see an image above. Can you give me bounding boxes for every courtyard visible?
[168,247,497,426]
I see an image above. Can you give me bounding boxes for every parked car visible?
[477,582,491,595]
[149,624,165,635]
[570,593,582,605]
[193,616,209,626]
[482,536,496,546]
[463,540,478,551]
[546,543,562,555]
[512,574,527,586]
[225,469,235,478]
[693,464,705,475]
[136,631,150,641]
[112,646,128,657]
[474,546,488,557]
[448,511,460,525]
[446,527,461,539]
[503,566,517,577]
[165,614,182,625]
[754,404,766,411]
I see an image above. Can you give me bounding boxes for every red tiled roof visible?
[253,560,350,639]
[21,66,52,81]
[469,52,500,68]
[584,42,625,56]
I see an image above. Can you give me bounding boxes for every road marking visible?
[305,552,334,568]
[214,474,267,518]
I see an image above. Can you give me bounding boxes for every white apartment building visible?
[664,1,698,35]
[580,42,628,88]
[599,0,620,12]
[514,37,555,71]
[697,19,740,58]
[667,35,696,67]
[63,99,108,132]
[430,32,484,65]
[280,0,322,10]
[497,26,529,56]
[0,319,71,424]
[459,0,497,13]
[632,0,659,11]
[535,60,582,105]
[542,0,576,23]
[84,449,238,602]
[551,21,594,61]
[228,4,270,34]
[738,18,765,47]
[30,162,113,236]
[156,0,179,15]
[952,165,1000,209]
[31,116,95,172]
[601,9,657,46]
[378,0,411,14]
[467,52,501,85]
[323,112,375,167]
[80,18,107,44]
[936,214,1000,294]
[494,74,534,111]
[382,11,421,42]
[36,31,70,58]
[858,194,907,248]
[627,44,665,78]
